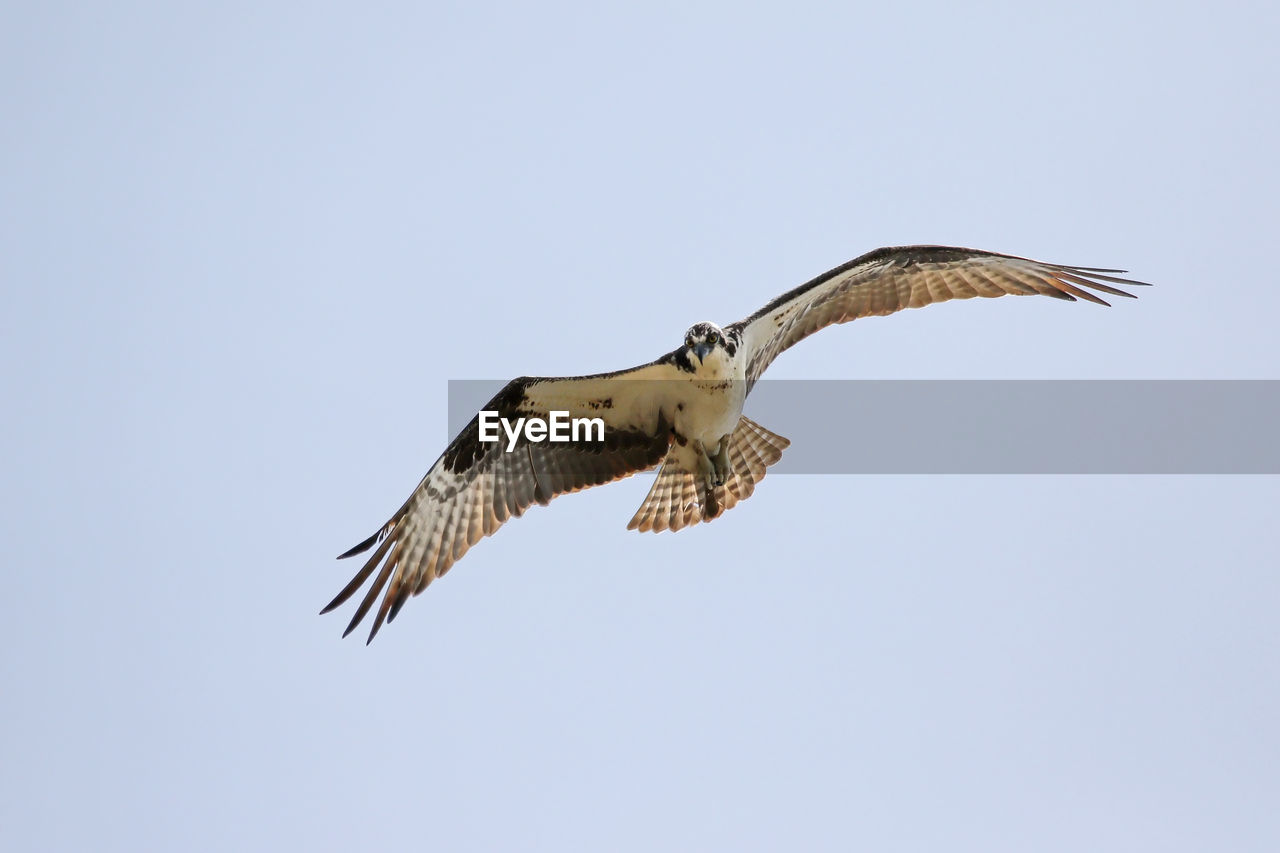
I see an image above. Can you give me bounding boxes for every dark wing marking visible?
[728,245,1150,389]
[325,363,686,643]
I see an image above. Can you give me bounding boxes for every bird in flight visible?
[325,244,1147,641]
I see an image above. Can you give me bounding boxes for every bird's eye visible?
[707,332,718,345]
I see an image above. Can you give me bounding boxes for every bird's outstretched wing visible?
[728,245,1150,389]
[325,361,687,643]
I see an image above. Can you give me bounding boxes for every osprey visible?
[326,245,1147,641]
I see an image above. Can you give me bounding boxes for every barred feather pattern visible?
[730,245,1151,390]
[627,416,790,532]
[324,404,671,643]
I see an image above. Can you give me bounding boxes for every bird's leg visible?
[711,437,733,487]
[692,439,717,491]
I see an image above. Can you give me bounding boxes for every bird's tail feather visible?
[627,416,790,533]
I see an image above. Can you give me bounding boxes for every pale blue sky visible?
[3,2,1278,851]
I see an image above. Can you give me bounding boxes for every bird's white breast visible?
[674,347,746,445]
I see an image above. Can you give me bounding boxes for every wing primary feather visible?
[1088,273,1153,287]
[387,582,413,624]
[344,544,401,640]
[320,532,396,614]
[1053,271,1138,299]
[1049,278,1110,305]
[345,563,389,637]
[1039,287,1076,301]
[336,528,383,560]
[369,568,404,643]
[1053,265,1127,274]
[1055,268,1152,290]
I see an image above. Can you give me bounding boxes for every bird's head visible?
[683,321,731,370]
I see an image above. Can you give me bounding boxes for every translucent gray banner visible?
[447,380,1280,474]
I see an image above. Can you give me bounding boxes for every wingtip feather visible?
[337,530,381,560]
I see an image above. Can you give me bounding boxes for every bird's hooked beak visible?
[692,341,713,364]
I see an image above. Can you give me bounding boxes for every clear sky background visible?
[3,2,1278,851]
